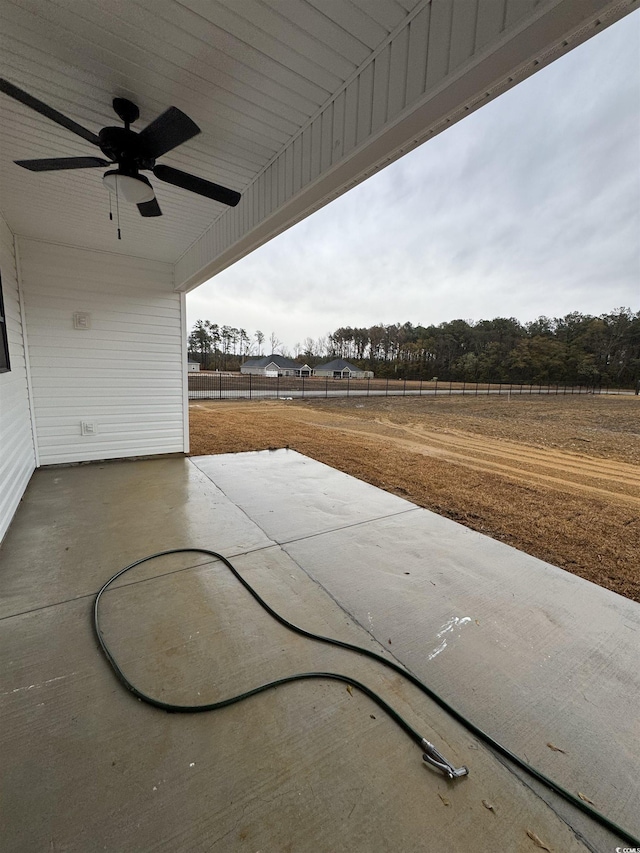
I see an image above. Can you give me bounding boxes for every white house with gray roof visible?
[241,355,312,377]
[313,359,373,379]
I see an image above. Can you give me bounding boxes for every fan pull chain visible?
[116,181,121,240]
[109,194,113,222]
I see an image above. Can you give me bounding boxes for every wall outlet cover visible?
[73,312,91,330]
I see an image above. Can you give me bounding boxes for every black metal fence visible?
[188,372,634,401]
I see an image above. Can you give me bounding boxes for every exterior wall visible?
[0,216,37,542]
[240,366,285,376]
[18,239,184,465]
[313,369,372,379]
[241,368,307,376]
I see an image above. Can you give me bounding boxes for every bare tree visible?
[315,335,328,358]
[255,330,264,355]
[269,331,282,355]
[302,337,316,359]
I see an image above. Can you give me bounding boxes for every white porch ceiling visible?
[0,0,636,286]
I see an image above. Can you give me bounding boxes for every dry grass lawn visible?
[189,394,640,602]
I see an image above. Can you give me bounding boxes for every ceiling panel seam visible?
[13,234,178,267]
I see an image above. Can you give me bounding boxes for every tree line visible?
[188,321,308,370]
[188,308,640,387]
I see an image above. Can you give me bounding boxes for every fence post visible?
[475,380,479,396]
[325,377,328,398]
[462,380,466,396]
[434,378,438,396]
[449,379,453,396]
[277,375,280,398]
[347,375,350,398]
[498,382,501,396]
[302,375,305,398]
[367,377,370,397]
[419,378,423,396]
[403,377,407,396]
[219,372,222,400]
[386,377,389,397]
[249,373,252,400]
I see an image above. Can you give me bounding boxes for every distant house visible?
[240,354,312,377]
[187,361,200,372]
[313,359,373,379]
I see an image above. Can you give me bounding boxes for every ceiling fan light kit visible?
[102,171,155,204]
[0,80,241,227]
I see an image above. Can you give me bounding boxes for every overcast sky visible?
[187,12,640,353]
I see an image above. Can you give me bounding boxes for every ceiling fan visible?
[0,78,241,218]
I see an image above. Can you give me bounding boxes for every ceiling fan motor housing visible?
[112,97,140,127]
[98,127,156,171]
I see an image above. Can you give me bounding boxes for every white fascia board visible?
[180,291,189,454]
[174,0,633,293]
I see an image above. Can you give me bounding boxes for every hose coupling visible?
[421,738,469,780]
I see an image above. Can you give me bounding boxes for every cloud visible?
[188,12,640,349]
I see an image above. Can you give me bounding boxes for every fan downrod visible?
[112,98,139,128]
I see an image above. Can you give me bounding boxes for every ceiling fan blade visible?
[138,107,200,159]
[0,78,100,146]
[137,198,162,217]
[153,164,240,207]
[15,156,111,172]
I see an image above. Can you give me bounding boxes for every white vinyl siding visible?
[0,215,37,543]
[18,239,184,465]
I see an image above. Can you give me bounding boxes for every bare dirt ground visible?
[189,395,640,602]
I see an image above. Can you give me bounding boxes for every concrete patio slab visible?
[0,457,271,619]
[283,508,640,849]
[191,450,417,543]
[2,547,589,853]
[2,450,638,851]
